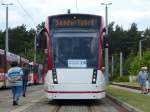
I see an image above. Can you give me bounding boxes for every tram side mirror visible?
[36,37,40,49]
[36,28,47,49]
[103,34,109,48]
[103,28,106,32]
[102,28,108,48]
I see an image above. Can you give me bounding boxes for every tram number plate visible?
[68,59,87,68]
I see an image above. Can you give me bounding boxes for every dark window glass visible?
[52,35,98,68]
[0,55,4,68]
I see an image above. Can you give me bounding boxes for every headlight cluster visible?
[52,68,58,84]
[92,69,97,84]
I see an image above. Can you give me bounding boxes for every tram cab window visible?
[52,35,98,68]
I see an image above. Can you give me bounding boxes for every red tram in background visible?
[0,49,45,88]
[0,49,29,88]
[28,62,45,85]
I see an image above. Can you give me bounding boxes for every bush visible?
[112,76,129,82]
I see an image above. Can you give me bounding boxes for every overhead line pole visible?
[34,33,37,63]
[1,3,13,88]
[101,2,112,84]
[75,0,78,13]
[1,3,13,52]
[139,36,150,60]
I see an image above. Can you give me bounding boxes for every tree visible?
[126,23,140,55]
[36,22,45,32]
[9,25,35,58]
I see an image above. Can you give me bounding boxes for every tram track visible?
[88,105,97,112]
[6,97,130,112]
[48,100,93,112]
[50,105,61,112]
[48,98,128,112]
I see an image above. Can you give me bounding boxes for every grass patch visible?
[113,82,140,87]
[107,86,150,112]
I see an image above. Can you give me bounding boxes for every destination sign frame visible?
[49,14,101,29]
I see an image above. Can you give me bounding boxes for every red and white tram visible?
[37,14,106,99]
[28,62,44,85]
[0,49,29,88]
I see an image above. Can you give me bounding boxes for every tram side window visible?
[0,55,4,68]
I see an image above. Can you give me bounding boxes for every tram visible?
[37,14,106,99]
[28,62,44,85]
[0,49,29,88]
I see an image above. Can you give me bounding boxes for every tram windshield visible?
[52,35,98,68]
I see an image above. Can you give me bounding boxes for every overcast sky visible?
[0,0,150,31]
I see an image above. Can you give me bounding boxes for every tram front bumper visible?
[44,83,105,99]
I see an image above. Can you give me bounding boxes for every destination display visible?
[49,14,101,29]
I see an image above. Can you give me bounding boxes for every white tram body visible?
[38,14,106,99]
[45,69,105,99]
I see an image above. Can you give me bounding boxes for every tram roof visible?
[48,13,102,18]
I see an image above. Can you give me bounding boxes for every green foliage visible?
[36,22,45,32]
[0,24,44,64]
[124,54,135,75]
[108,22,150,78]
[143,50,150,70]
[111,76,129,82]
[128,51,150,76]
[109,22,140,57]
[113,54,120,75]
[128,56,143,76]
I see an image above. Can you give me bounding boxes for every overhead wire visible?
[76,0,78,13]
[16,0,37,28]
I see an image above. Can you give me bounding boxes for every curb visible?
[106,94,143,112]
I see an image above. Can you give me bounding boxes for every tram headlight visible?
[53,77,58,84]
[92,69,97,84]
[54,78,57,82]
[52,69,58,84]
[92,78,96,82]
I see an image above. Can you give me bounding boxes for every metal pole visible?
[34,34,37,63]
[1,3,13,52]
[2,3,13,88]
[104,5,109,84]
[105,5,109,84]
[139,40,142,60]
[76,0,78,13]
[105,6,108,34]
[120,52,123,77]
[101,3,112,84]
[6,5,8,52]
[111,55,114,77]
